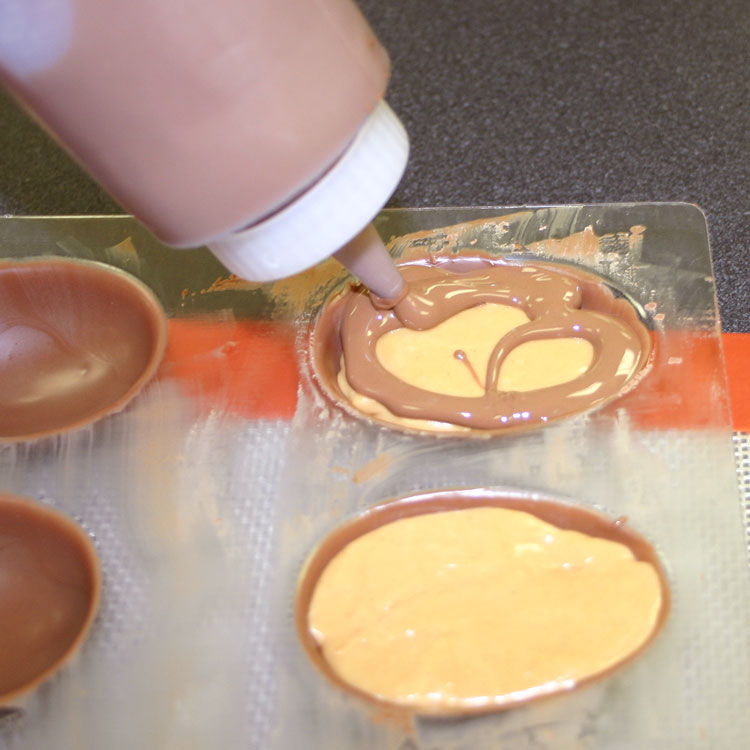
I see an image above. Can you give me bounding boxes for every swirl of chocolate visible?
[339,257,651,430]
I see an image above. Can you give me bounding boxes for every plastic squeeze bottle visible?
[0,0,409,299]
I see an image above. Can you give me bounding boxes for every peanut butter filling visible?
[306,505,665,712]
[318,256,651,433]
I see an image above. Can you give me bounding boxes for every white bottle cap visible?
[207,101,409,282]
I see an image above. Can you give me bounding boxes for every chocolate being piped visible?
[321,256,651,431]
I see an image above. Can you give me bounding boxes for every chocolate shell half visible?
[0,493,100,705]
[0,257,167,441]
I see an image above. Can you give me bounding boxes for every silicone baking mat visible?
[0,205,748,750]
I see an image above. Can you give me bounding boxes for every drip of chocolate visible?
[333,256,651,430]
[453,349,483,389]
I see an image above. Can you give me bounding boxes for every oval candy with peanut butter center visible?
[374,303,594,397]
[299,496,669,714]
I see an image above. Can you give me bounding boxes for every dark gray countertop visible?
[1,0,747,330]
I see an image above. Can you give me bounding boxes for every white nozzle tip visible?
[208,101,409,282]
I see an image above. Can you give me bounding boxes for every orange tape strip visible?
[158,318,298,419]
[722,333,750,432]
[615,331,727,430]
[156,319,749,430]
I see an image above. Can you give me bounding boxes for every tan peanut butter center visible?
[325,257,651,432]
[374,303,594,397]
[307,507,663,711]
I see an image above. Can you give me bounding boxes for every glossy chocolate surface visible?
[0,258,167,440]
[296,489,670,717]
[0,493,100,704]
[314,256,652,432]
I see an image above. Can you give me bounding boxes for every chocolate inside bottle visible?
[313,255,652,432]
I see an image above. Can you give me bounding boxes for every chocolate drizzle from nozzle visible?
[314,255,652,432]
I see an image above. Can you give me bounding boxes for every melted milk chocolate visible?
[0,258,168,441]
[296,489,670,717]
[0,493,100,704]
[328,256,650,431]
